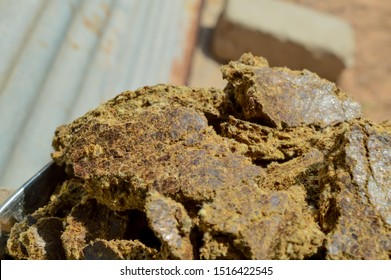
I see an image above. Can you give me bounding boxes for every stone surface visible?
[5,54,390,260]
[211,0,355,81]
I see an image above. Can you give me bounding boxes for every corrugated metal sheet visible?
[0,0,201,190]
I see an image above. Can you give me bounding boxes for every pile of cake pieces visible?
[6,54,390,260]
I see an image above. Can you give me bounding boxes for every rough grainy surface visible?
[5,54,391,259]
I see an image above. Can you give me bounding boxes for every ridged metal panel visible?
[0,0,201,190]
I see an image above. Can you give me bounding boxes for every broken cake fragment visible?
[222,53,361,128]
[199,184,325,259]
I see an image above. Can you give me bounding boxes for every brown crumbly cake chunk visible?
[6,179,86,259]
[51,87,258,212]
[6,54,391,259]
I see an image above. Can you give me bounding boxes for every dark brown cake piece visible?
[61,198,129,260]
[18,217,65,260]
[83,239,158,260]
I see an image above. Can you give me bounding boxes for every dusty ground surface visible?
[189,0,391,122]
[0,189,11,205]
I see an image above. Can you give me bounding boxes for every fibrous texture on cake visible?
[6,53,390,259]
